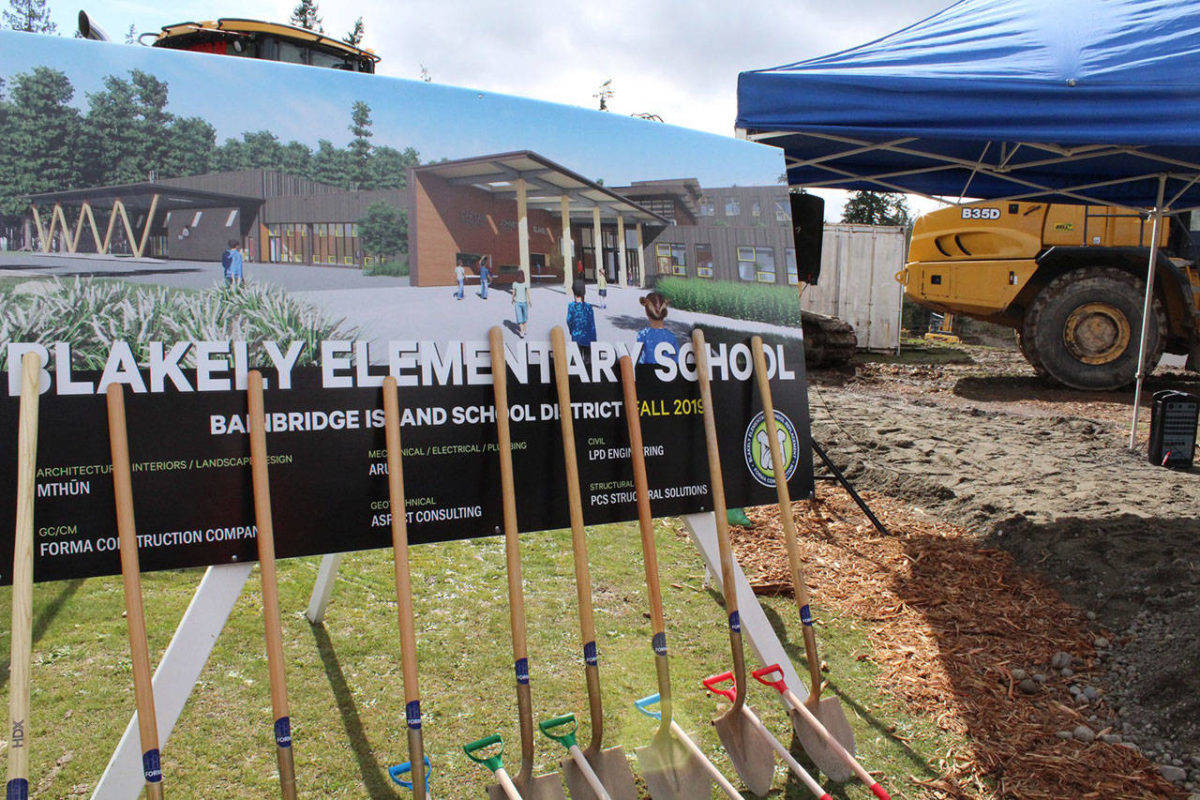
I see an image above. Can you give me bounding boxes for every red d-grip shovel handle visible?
[752,666,890,800]
[752,664,788,694]
[701,671,738,704]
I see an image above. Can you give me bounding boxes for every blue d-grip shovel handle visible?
[634,693,662,720]
[388,757,432,791]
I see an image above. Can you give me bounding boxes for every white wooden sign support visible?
[91,563,252,800]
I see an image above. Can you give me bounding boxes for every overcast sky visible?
[71,0,954,215]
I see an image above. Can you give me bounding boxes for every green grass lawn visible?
[0,518,967,798]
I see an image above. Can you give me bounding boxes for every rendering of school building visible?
[22,150,805,288]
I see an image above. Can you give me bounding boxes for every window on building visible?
[190,211,203,227]
[699,198,715,216]
[752,202,761,217]
[725,199,740,216]
[696,244,714,278]
[737,246,776,283]
[785,248,799,285]
[655,243,687,276]
[775,199,789,222]
[225,209,238,227]
[308,221,365,266]
[267,223,310,264]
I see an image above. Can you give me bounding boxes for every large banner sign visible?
[0,32,814,584]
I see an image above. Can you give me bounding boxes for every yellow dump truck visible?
[903,202,1200,389]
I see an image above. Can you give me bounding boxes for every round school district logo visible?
[743,411,800,487]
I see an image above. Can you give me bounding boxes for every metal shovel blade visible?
[789,705,855,784]
[489,772,567,800]
[560,747,638,800]
[636,731,711,800]
[714,711,776,797]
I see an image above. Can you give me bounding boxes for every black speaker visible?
[789,192,825,285]
[1149,390,1198,469]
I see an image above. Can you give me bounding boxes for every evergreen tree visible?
[162,116,216,177]
[369,145,419,190]
[311,140,353,189]
[841,190,911,226]
[343,17,364,46]
[124,23,137,44]
[348,101,373,188]
[290,0,322,32]
[3,0,57,33]
[358,201,407,259]
[211,137,249,172]
[131,70,172,178]
[2,68,80,216]
[281,140,314,180]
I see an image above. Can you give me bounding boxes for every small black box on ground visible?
[1148,390,1199,469]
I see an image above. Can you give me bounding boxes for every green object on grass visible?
[727,507,752,527]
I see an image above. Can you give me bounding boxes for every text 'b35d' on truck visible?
[902,202,1200,390]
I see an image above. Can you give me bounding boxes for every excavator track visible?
[800,310,858,368]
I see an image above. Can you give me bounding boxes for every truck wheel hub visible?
[1064,302,1131,365]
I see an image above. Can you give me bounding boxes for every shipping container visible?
[801,224,906,351]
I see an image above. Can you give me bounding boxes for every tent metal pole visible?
[1128,175,1168,450]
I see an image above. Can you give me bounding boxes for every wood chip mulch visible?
[731,488,1184,800]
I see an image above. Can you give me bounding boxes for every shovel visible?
[381,375,433,799]
[618,355,711,800]
[389,757,432,796]
[6,353,39,800]
[465,735,524,800]
[691,329,778,798]
[547,327,638,800]
[633,695,744,800]
[753,666,890,799]
[538,715,612,800]
[703,673,832,800]
[749,336,858,780]
[487,327,568,800]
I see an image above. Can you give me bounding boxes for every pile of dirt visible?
[732,491,1184,799]
[801,345,1199,790]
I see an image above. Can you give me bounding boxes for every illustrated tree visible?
[3,0,57,33]
[312,139,353,189]
[343,16,364,46]
[369,145,420,191]
[162,116,216,177]
[1,67,81,217]
[290,0,322,32]
[124,23,136,44]
[349,101,373,188]
[358,201,407,262]
[841,190,912,226]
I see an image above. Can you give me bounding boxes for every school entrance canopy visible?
[25,182,262,259]
[736,0,1200,446]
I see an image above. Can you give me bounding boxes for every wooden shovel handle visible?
[106,384,164,797]
[689,329,738,617]
[618,356,664,634]
[549,327,604,750]
[247,372,298,800]
[7,353,40,796]
[488,327,535,781]
[750,337,824,700]
[382,376,427,800]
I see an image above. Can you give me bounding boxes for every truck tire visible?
[1023,267,1166,390]
[1017,328,1047,376]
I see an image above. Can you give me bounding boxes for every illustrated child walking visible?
[566,279,597,347]
[596,266,608,308]
[512,270,531,337]
[478,255,491,299]
[454,259,466,299]
[636,291,679,365]
[222,239,244,286]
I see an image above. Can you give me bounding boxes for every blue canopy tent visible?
[736,0,1200,447]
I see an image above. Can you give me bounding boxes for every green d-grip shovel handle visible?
[463,734,506,773]
[538,714,579,749]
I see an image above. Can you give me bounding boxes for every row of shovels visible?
[3,326,890,800]
[456,328,889,800]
